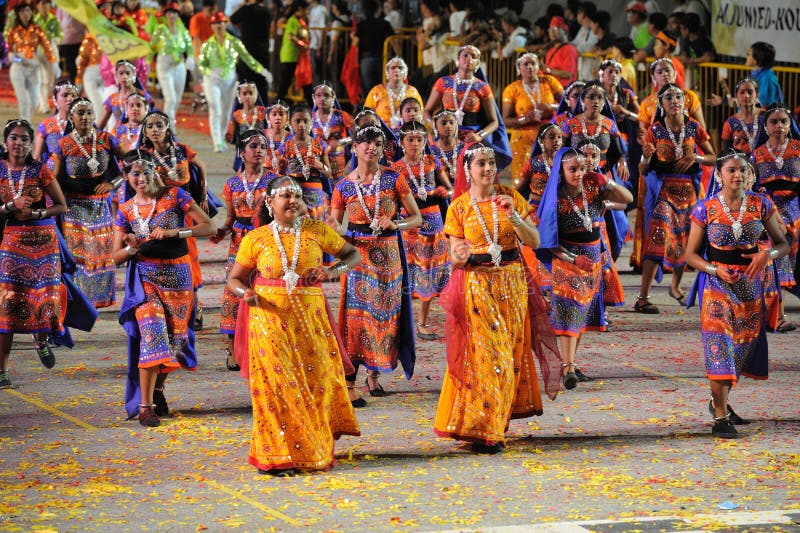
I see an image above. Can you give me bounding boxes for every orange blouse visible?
[7,23,55,62]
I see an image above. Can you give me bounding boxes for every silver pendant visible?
[454,109,464,125]
[322,126,330,139]
[581,216,592,232]
[168,168,180,182]
[418,190,427,202]
[87,157,100,174]
[731,221,743,240]
[283,270,300,295]
[245,191,255,208]
[487,242,502,266]
[534,108,542,121]
[775,157,784,170]
[674,147,683,158]
[135,221,149,239]
[390,115,401,128]
[370,219,382,236]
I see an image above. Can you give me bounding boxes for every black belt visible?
[416,196,443,209]
[235,217,254,226]
[467,248,520,266]
[138,237,189,259]
[761,180,800,193]
[347,222,397,236]
[707,246,758,266]
[561,229,600,243]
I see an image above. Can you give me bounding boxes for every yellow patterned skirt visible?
[246,281,360,472]
[434,262,543,446]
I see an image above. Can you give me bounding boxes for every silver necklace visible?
[153,144,179,183]
[292,140,311,180]
[437,144,458,179]
[565,187,592,231]
[315,109,334,139]
[766,138,789,170]
[666,120,686,158]
[738,114,757,151]
[717,192,748,241]
[270,218,302,294]
[353,171,382,235]
[469,189,502,266]
[521,79,542,121]
[452,75,475,126]
[71,129,100,174]
[238,167,263,209]
[8,165,29,199]
[55,115,67,137]
[580,116,602,141]
[267,131,282,171]
[241,108,257,130]
[132,198,156,239]
[403,158,427,202]
[386,83,406,128]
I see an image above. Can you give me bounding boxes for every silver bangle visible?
[705,264,718,277]
[124,245,138,256]
[178,229,192,239]
[394,220,408,231]
[640,156,651,165]
[695,154,704,164]
[5,200,17,212]
[234,286,246,297]
[35,209,47,219]
[110,177,124,189]
[508,210,524,227]
[331,262,349,276]
[604,179,617,190]
[768,248,780,260]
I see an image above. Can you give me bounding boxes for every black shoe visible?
[562,372,578,390]
[350,397,367,408]
[259,468,295,477]
[0,371,11,389]
[574,368,593,382]
[471,442,504,454]
[226,351,240,372]
[154,389,169,417]
[366,375,386,397]
[708,400,749,425]
[139,405,161,427]
[34,341,55,369]
[711,417,739,439]
[194,307,204,331]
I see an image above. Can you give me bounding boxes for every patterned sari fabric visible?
[550,175,606,335]
[116,188,196,372]
[331,170,411,373]
[391,156,450,301]
[433,75,493,140]
[641,119,708,271]
[752,139,800,289]
[434,186,544,446]
[563,115,621,171]
[225,106,268,145]
[54,131,118,308]
[234,220,360,472]
[0,161,63,335]
[280,138,330,221]
[113,123,142,154]
[219,172,273,334]
[311,108,354,183]
[502,77,561,177]
[721,115,760,155]
[430,142,463,187]
[691,193,776,383]
[599,213,626,306]
[520,155,552,215]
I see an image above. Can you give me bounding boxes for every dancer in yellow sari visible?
[434,142,561,453]
[228,176,361,476]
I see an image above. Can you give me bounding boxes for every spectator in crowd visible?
[495,11,527,59]
[326,0,351,97]
[563,0,581,40]
[626,2,649,50]
[307,0,327,85]
[56,8,85,82]
[447,0,467,38]
[384,0,403,30]
[178,0,194,29]
[417,0,447,74]
[665,12,688,55]
[355,0,395,93]
[231,0,273,105]
[670,0,708,34]
[653,30,685,88]
[571,2,597,81]
[611,37,637,89]
[526,16,550,49]
[632,12,666,63]
[277,0,311,103]
[747,41,784,107]
[543,16,577,87]
[590,10,615,57]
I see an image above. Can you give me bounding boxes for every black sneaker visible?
[711,417,739,439]
[34,342,55,369]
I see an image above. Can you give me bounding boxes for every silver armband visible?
[124,245,138,256]
[235,286,247,297]
[705,264,718,277]
[178,229,193,239]
[331,262,350,277]
[394,220,408,231]
[508,210,524,227]
[640,155,651,165]
[604,179,618,190]
[768,248,780,260]
[110,177,125,189]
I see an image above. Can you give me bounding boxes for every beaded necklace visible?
[666,120,686,158]
[717,192,748,241]
[521,78,542,121]
[580,116,603,141]
[386,83,406,128]
[452,75,475,126]
[71,129,100,174]
[315,109,334,139]
[152,143,180,183]
[238,167,263,209]
[132,198,156,239]
[469,189,502,266]
[403,158,427,201]
[291,140,311,180]
[565,186,592,231]
[353,171,383,235]
[270,218,302,294]
[766,138,789,170]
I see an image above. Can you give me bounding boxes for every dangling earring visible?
[713,169,722,187]
[463,162,470,183]
[267,205,273,217]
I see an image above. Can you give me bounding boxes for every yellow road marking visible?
[198,476,306,526]
[2,388,98,430]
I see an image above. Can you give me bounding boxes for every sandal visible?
[668,287,687,306]
[776,318,797,333]
[416,322,440,341]
[347,384,366,408]
[225,347,240,372]
[562,362,578,390]
[634,296,660,314]
[366,372,386,397]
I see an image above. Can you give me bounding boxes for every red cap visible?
[162,1,179,12]
[625,2,647,15]
[209,11,227,24]
[549,16,568,32]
